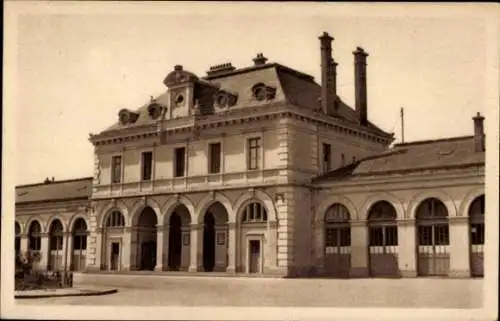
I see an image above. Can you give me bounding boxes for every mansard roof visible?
[313,136,485,182]
[96,61,391,138]
[16,177,92,204]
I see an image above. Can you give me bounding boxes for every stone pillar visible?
[39,233,49,271]
[313,222,324,275]
[266,221,279,271]
[180,226,190,270]
[122,228,132,271]
[397,220,417,277]
[449,217,470,277]
[214,225,228,272]
[155,225,164,271]
[64,232,72,271]
[20,235,28,254]
[93,231,103,271]
[349,222,369,277]
[227,223,236,273]
[189,224,201,272]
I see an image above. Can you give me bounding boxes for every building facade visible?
[15,32,485,278]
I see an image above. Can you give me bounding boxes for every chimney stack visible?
[253,53,268,66]
[319,32,337,116]
[353,46,369,125]
[473,112,485,152]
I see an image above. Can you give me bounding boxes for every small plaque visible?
[183,233,190,246]
[217,232,225,245]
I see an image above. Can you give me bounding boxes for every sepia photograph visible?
[2,2,499,320]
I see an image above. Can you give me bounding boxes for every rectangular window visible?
[111,155,122,184]
[209,143,221,174]
[384,226,398,246]
[369,227,384,246]
[470,224,484,245]
[174,147,186,177]
[141,151,153,181]
[323,143,331,172]
[247,137,261,170]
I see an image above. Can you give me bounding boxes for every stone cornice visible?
[90,104,393,147]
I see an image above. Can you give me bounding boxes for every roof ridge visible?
[16,176,93,189]
[393,135,474,147]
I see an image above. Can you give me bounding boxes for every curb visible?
[15,288,118,299]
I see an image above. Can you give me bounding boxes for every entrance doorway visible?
[248,240,261,274]
[141,241,156,270]
[110,242,120,271]
[203,212,216,272]
[202,202,229,272]
[134,207,158,271]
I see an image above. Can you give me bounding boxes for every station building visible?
[14,32,485,278]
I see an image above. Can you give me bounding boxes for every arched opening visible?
[416,198,450,276]
[323,203,351,277]
[15,222,21,256]
[168,204,191,271]
[72,218,88,271]
[103,210,125,271]
[202,202,228,272]
[469,194,485,277]
[240,202,268,274]
[48,220,64,271]
[28,221,42,252]
[134,207,158,271]
[367,201,399,277]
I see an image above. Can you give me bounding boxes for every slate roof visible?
[97,62,391,138]
[16,177,93,204]
[313,136,485,182]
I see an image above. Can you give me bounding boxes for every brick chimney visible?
[319,32,337,116]
[353,47,368,125]
[473,112,485,152]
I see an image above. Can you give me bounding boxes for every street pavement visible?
[16,277,483,308]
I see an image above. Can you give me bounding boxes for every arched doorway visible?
[202,202,228,272]
[48,220,64,271]
[469,195,485,277]
[15,222,21,256]
[323,203,351,277]
[103,210,125,271]
[240,202,268,274]
[168,204,191,271]
[134,207,157,271]
[72,218,88,271]
[416,198,450,276]
[367,201,399,277]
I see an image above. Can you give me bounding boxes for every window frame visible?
[322,143,332,172]
[208,142,222,174]
[174,146,187,178]
[111,154,123,184]
[140,150,154,181]
[247,137,262,171]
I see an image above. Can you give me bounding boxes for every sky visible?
[5,2,499,185]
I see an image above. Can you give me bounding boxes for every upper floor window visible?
[247,137,261,170]
[352,156,356,163]
[323,143,331,172]
[111,155,122,184]
[141,151,153,181]
[174,147,186,177]
[341,153,346,167]
[209,143,221,174]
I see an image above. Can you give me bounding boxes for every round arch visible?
[314,195,358,223]
[25,217,46,234]
[458,188,485,217]
[68,214,90,233]
[233,190,277,223]
[195,192,233,224]
[15,220,24,235]
[129,197,162,226]
[161,195,195,226]
[46,215,69,233]
[407,190,457,219]
[360,193,405,221]
[98,200,130,228]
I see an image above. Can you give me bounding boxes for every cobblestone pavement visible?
[17,277,483,308]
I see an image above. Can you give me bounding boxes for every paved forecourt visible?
[17,276,483,308]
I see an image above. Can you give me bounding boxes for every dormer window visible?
[118,109,139,125]
[252,83,276,101]
[147,102,164,120]
[214,90,238,110]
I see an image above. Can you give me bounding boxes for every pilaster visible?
[349,221,369,278]
[189,224,202,272]
[449,217,471,277]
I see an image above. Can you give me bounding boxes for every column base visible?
[448,270,470,278]
[349,267,369,278]
[154,265,164,272]
[84,266,101,273]
[188,265,198,272]
[226,266,236,273]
